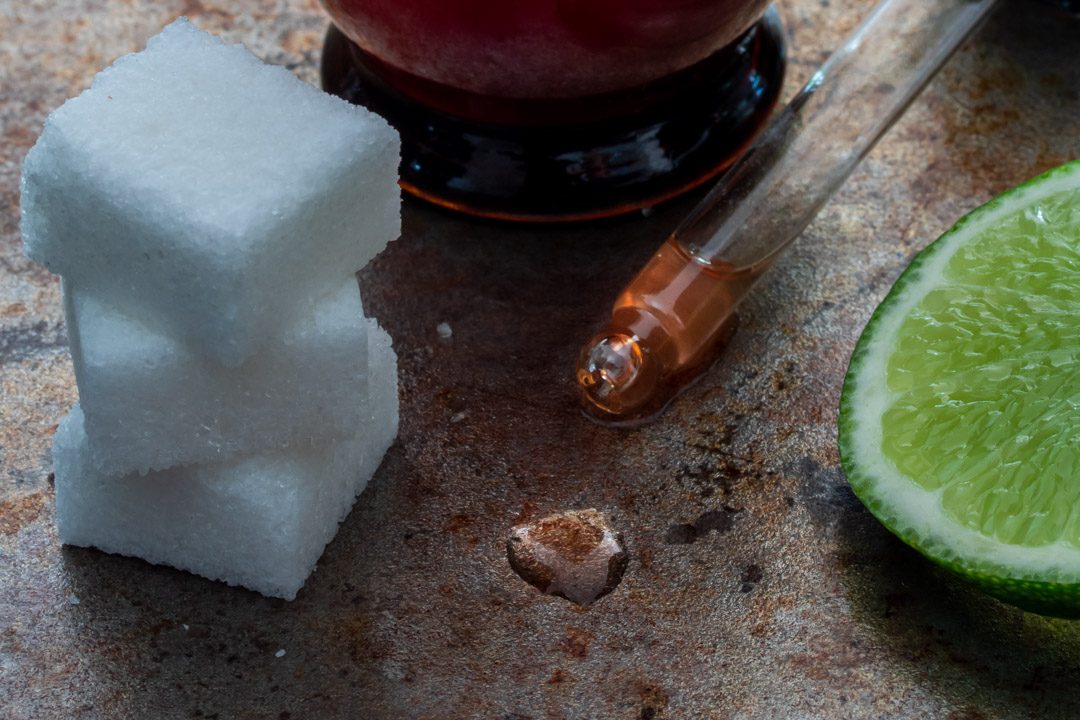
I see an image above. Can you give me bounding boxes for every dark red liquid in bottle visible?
[319,0,786,221]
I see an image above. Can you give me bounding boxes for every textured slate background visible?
[2,0,1080,717]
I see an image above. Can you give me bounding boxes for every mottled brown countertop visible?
[3,1,1080,718]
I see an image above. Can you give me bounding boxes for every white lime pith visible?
[839,159,1080,616]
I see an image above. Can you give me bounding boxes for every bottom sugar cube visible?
[54,321,398,600]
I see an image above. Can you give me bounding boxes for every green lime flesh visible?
[839,159,1080,617]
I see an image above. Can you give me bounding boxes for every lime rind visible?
[839,158,1080,614]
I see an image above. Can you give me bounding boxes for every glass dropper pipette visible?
[576,0,999,425]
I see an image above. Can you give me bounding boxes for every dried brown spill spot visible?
[176,0,232,20]
[561,627,593,659]
[637,681,670,719]
[0,492,47,535]
[442,512,473,534]
[663,506,742,545]
[507,509,628,605]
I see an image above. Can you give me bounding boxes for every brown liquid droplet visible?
[507,509,628,605]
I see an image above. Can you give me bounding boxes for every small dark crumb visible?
[740,564,764,593]
[742,564,764,584]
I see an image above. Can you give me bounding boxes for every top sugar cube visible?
[22,19,400,367]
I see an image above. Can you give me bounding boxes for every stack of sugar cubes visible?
[21,19,401,600]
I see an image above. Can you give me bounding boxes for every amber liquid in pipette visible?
[579,236,771,423]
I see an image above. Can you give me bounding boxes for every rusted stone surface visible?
[2,1,1080,718]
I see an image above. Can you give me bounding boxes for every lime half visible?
[839,159,1080,617]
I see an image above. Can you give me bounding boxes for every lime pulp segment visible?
[840,159,1080,602]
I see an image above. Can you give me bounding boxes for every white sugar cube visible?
[22,18,400,367]
[54,321,398,600]
[65,280,370,476]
